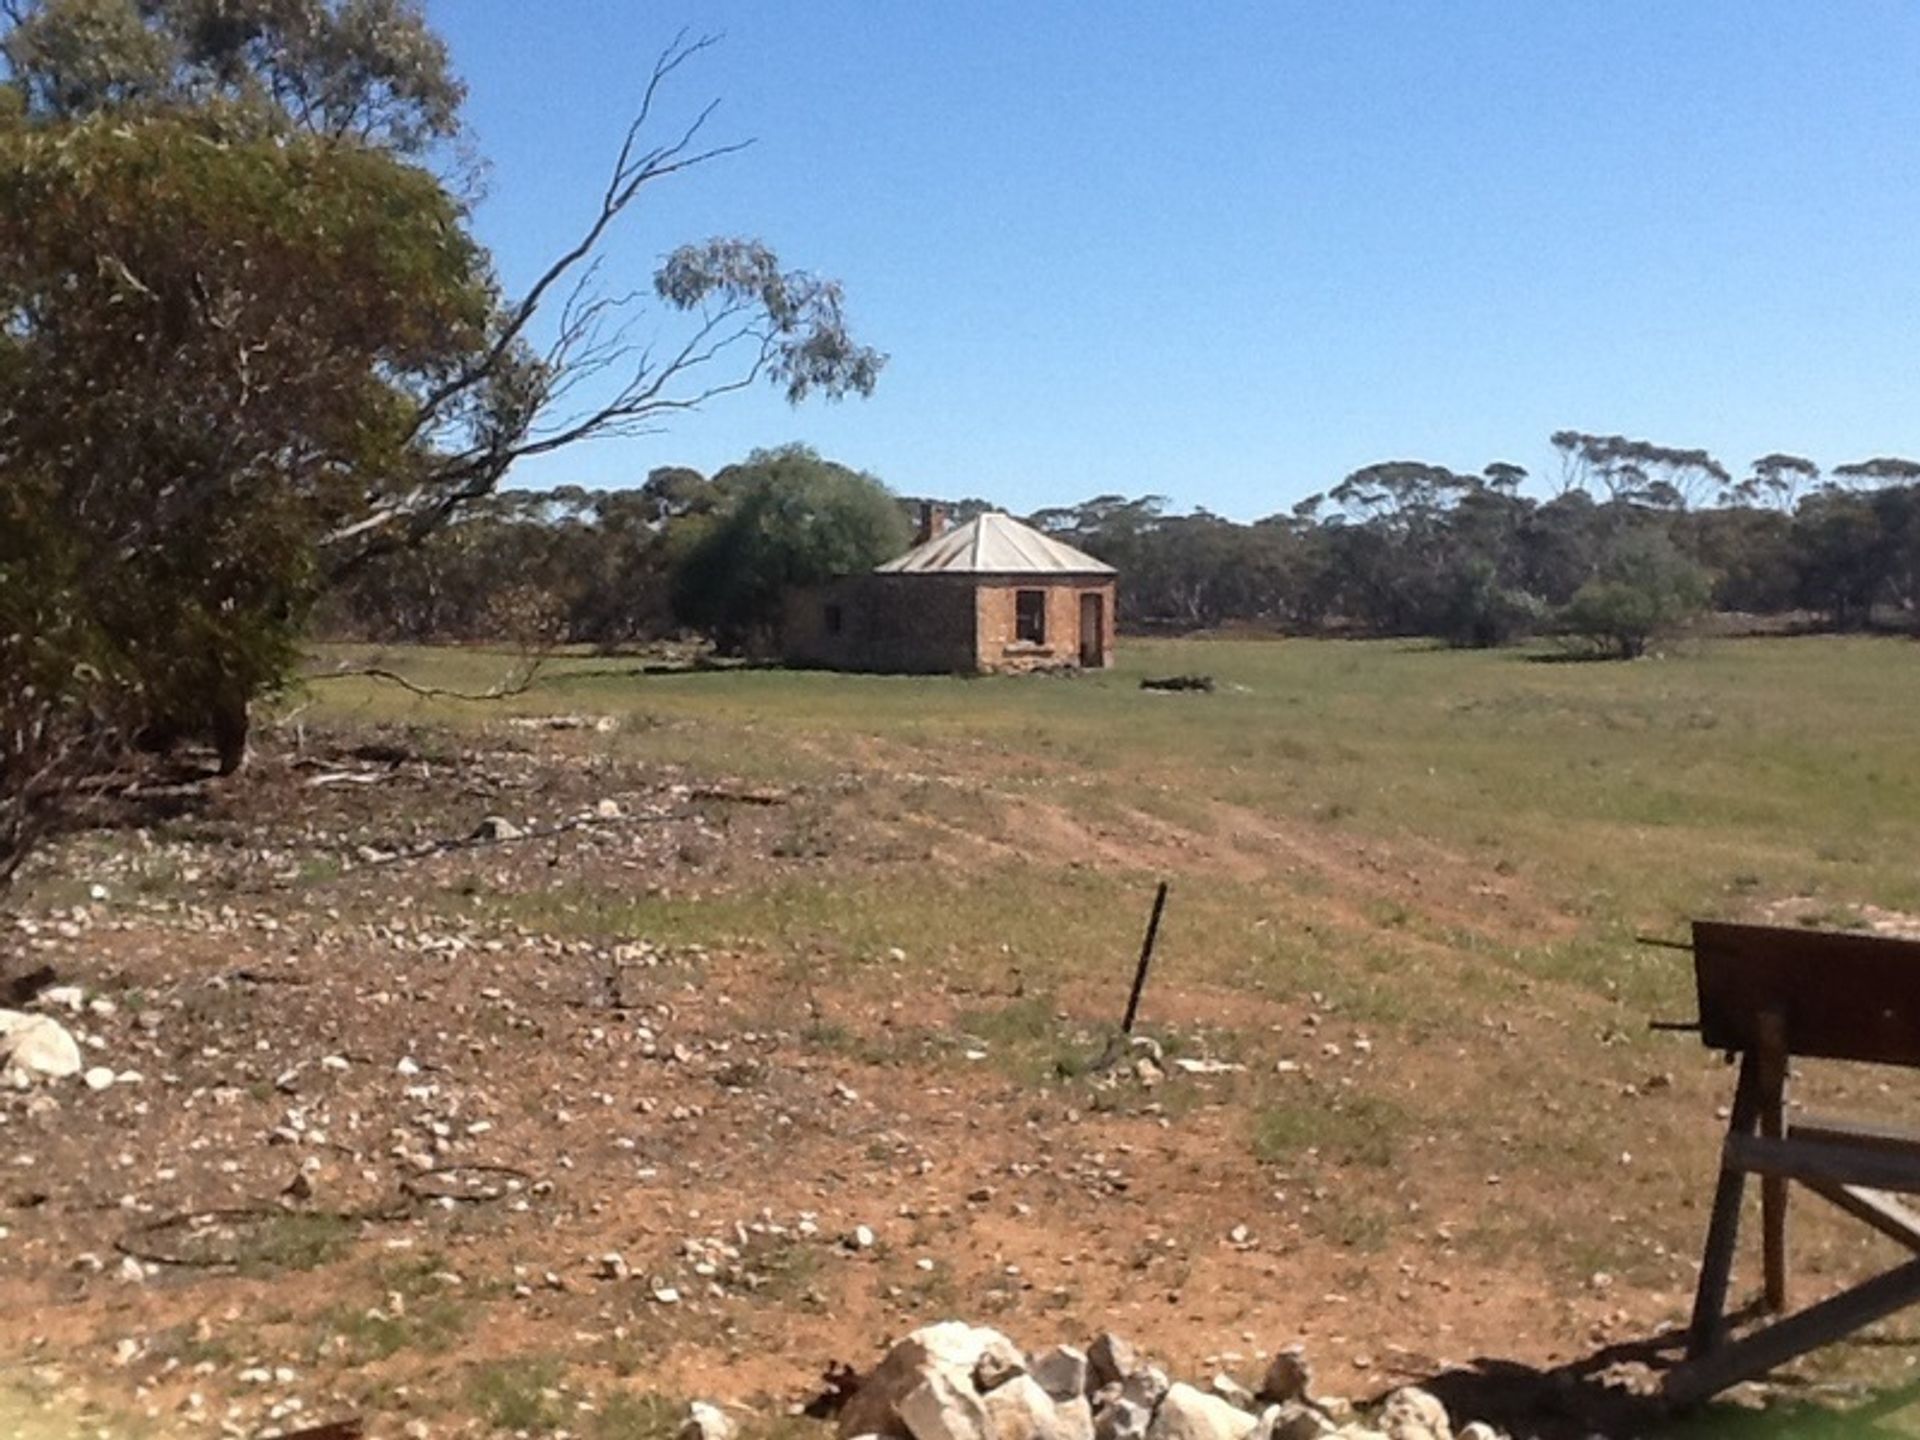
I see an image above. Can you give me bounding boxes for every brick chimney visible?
[914,501,949,545]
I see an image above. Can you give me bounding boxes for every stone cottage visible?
[783,507,1117,674]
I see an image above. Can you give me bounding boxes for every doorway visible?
[1078,592,1105,667]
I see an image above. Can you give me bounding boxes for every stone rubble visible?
[0,1008,83,1082]
[826,1324,1504,1440]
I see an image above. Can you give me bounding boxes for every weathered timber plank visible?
[1728,1132,1920,1195]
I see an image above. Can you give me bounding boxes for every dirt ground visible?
[2,716,1916,1439]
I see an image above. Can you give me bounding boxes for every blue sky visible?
[438,3,1920,520]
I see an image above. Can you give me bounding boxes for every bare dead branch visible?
[304,653,548,702]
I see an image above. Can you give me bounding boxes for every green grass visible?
[293,632,1920,1378]
[304,634,1920,922]
[322,1296,469,1364]
[467,1356,567,1433]
[1251,1089,1408,1169]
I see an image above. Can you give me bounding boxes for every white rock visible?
[898,1371,993,1440]
[472,815,523,841]
[1031,1345,1089,1402]
[1210,1376,1256,1409]
[1095,1399,1150,1440]
[1456,1426,1499,1440]
[974,1333,1027,1392]
[0,1011,81,1080]
[680,1400,737,1440]
[840,1323,1022,1439]
[1147,1384,1258,1440]
[1257,1403,1335,1440]
[1056,1399,1095,1440]
[83,1066,115,1092]
[38,986,86,1013]
[983,1375,1070,1440]
[1119,1369,1170,1414]
[1378,1388,1450,1440]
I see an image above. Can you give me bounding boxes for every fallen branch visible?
[305,657,547,702]
[302,770,402,789]
[687,783,791,806]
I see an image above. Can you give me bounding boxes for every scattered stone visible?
[471,815,523,841]
[1147,1383,1258,1440]
[1118,1369,1170,1415]
[598,1252,630,1281]
[982,1375,1069,1440]
[1209,1376,1256,1409]
[1093,1398,1150,1440]
[1258,1350,1311,1406]
[973,1333,1028,1393]
[0,1010,81,1081]
[1377,1387,1451,1440]
[1258,1403,1335,1440]
[1088,1333,1140,1389]
[681,1400,738,1440]
[1031,1346,1089,1403]
[839,1322,1022,1439]
[1056,1398,1096,1440]
[37,986,85,1013]
[898,1371,993,1440]
[1171,1058,1244,1075]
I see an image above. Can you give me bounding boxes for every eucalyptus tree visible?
[0,1,882,882]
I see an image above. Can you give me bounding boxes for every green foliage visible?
[0,8,880,886]
[670,445,911,653]
[0,109,496,788]
[1559,531,1711,658]
[2,0,463,153]
[1437,557,1545,649]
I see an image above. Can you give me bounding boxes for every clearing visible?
[4,635,1920,1438]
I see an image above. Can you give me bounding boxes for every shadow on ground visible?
[1412,1323,1920,1439]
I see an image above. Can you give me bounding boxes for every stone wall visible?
[783,575,1118,674]
[975,579,1116,673]
[783,575,980,673]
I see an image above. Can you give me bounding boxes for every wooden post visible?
[1120,881,1169,1035]
[1757,1011,1790,1314]
[1686,1052,1763,1358]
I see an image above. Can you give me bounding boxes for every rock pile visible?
[822,1323,1498,1440]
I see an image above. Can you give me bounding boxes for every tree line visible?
[321,433,1920,660]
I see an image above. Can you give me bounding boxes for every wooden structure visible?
[1666,920,1920,1405]
[783,506,1117,675]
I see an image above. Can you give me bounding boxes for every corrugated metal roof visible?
[875,512,1116,576]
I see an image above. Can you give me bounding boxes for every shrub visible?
[1559,531,1710,659]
